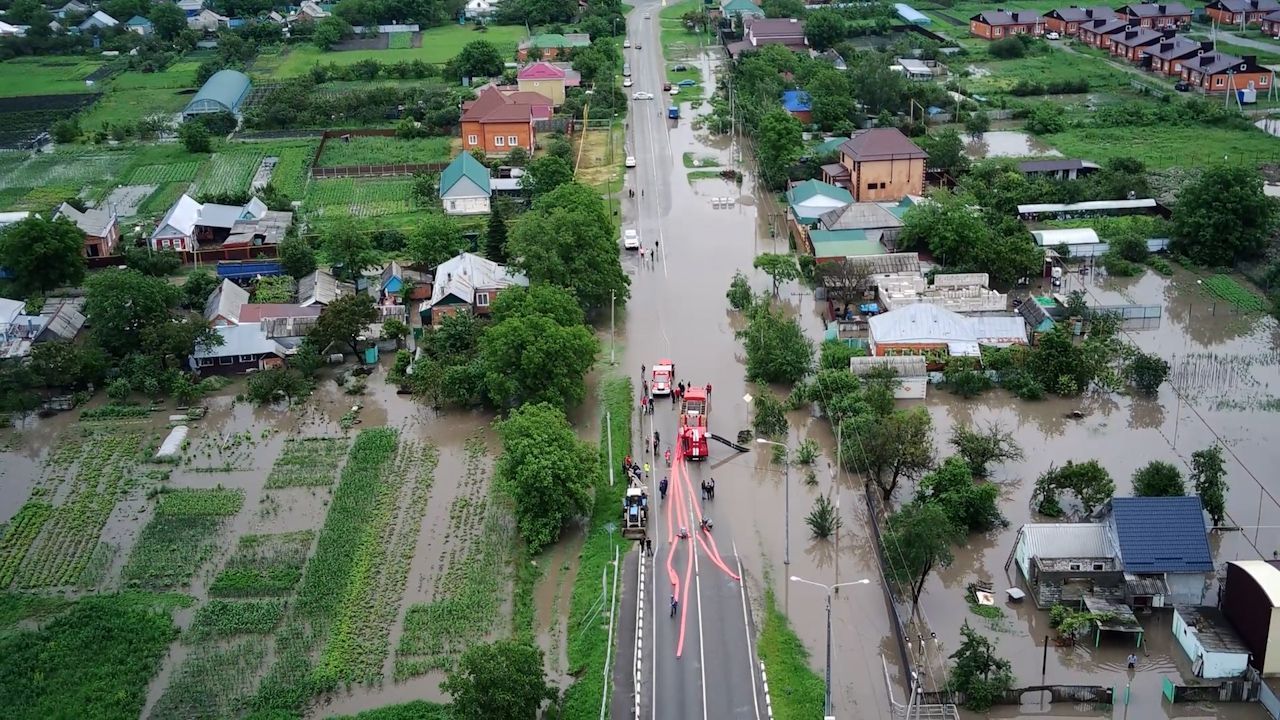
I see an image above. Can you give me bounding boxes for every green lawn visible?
[1215,39,1280,66]
[110,61,202,91]
[78,87,188,130]
[966,49,1145,97]
[660,0,711,61]
[666,62,704,98]
[0,57,106,97]
[269,25,527,77]
[388,31,413,49]
[1044,125,1280,168]
[316,135,455,166]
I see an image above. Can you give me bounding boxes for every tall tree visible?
[738,303,813,384]
[1191,444,1229,527]
[756,108,803,190]
[451,39,504,80]
[443,639,558,720]
[948,622,1014,712]
[408,213,466,268]
[804,8,846,50]
[521,155,574,198]
[480,286,598,408]
[753,253,799,296]
[1132,460,1185,497]
[496,402,599,551]
[882,501,961,612]
[308,293,377,355]
[485,200,509,263]
[1172,164,1278,266]
[27,341,108,391]
[178,122,212,153]
[0,216,87,295]
[148,1,187,40]
[918,128,970,178]
[506,182,629,311]
[915,457,1003,533]
[278,236,317,279]
[844,407,934,502]
[181,270,220,312]
[948,422,1023,477]
[321,219,378,281]
[84,269,181,357]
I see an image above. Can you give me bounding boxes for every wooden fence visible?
[1162,668,1263,704]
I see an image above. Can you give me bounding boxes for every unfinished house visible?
[876,272,1009,313]
[1011,523,1125,608]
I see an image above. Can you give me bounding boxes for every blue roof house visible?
[780,89,812,121]
[1105,496,1215,607]
[124,15,153,34]
[439,153,492,216]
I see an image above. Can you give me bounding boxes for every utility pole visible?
[610,289,616,365]
[791,576,871,719]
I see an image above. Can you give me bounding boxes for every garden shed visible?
[184,69,252,119]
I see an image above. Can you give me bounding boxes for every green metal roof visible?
[722,0,765,15]
[809,230,885,258]
[811,136,845,156]
[787,179,852,206]
[440,152,491,197]
[530,33,590,48]
[184,69,251,116]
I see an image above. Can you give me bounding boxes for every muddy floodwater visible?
[966,131,1064,159]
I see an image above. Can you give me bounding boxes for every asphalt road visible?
[621,5,766,719]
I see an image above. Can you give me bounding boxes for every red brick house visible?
[1043,6,1116,34]
[1143,36,1211,74]
[1116,2,1192,28]
[726,16,809,57]
[54,202,118,258]
[1078,17,1129,48]
[1205,0,1280,25]
[1262,8,1280,33]
[460,85,552,155]
[969,10,1044,38]
[820,128,928,202]
[1181,51,1272,93]
[1109,26,1168,61]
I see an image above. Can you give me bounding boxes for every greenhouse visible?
[183,69,252,119]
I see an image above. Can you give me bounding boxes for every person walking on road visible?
[659,476,668,499]
[654,430,660,450]
[643,462,650,480]
[670,594,678,617]
[705,383,712,395]
[646,538,653,556]
[708,477,715,500]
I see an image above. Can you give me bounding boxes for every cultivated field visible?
[270,24,527,76]
[316,135,456,167]
[307,177,418,217]
[0,57,106,97]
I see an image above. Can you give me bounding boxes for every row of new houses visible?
[973,1,1280,36]
[0,0,332,36]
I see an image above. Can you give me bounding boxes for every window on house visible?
[238,354,255,363]
[1262,75,1270,85]
[198,358,214,367]
[866,183,877,191]
[1093,563,1105,571]
[878,182,887,189]
[1069,563,1081,571]
[1215,76,1224,86]
[467,134,478,145]
[508,135,518,145]
[449,200,457,210]
[494,135,505,146]
[218,356,233,365]
[475,292,490,307]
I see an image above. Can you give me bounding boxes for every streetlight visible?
[790,576,872,720]
[755,437,791,566]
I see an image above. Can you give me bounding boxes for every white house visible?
[1172,606,1252,680]
[187,8,228,31]
[0,20,27,36]
[204,278,250,327]
[149,194,202,251]
[848,355,928,399]
[54,0,90,18]
[77,11,118,30]
[439,153,492,216]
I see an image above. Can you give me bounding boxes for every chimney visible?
[1159,3,1167,12]
[1162,28,1176,38]
[1200,40,1215,52]
[1244,54,1257,65]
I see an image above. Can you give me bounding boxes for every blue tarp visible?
[894,2,931,24]
[217,260,282,280]
[780,90,812,113]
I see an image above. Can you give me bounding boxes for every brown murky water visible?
[966,131,1064,159]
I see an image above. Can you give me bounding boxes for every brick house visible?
[54,202,118,258]
[1262,8,1280,33]
[1181,51,1272,93]
[1116,2,1192,28]
[726,16,809,57]
[1043,6,1116,34]
[516,61,566,106]
[1143,36,1211,74]
[1109,26,1168,61]
[1206,0,1280,25]
[1077,17,1129,48]
[420,252,528,326]
[460,85,552,155]
[820,128,927,203]
[969,10,1045,39]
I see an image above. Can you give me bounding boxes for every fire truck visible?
[678,385,750,460]
[651,359,674,396]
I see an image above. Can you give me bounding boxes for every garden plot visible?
[187,598,286,640]
[316,136,453,167]
[396,436,510,677]
[265,437,348,488]
[186,429,268,472]
[102,184,157,217]
[6,425,148,589]
[267,142,317,198]
[148,636,268,720]
[121,488,245,590]
[252,429,442,714]
[209,531,313,598]
[308,178,416,217]
[0,151,121,194]
[128,162,201,185]
[193,150,265,196]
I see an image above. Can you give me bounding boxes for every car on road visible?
[643,11,650,18]
[1045,31,1060,39]
[677,79,696,87]
[669,86,679,95]
[624,39,631,48]
[673,64,687,71]
[625,156,636,167]
[623,77,633,87]
[663,81,671,90]
[623,228,640,249]
[633,91,654,100]
[636,43,642,49]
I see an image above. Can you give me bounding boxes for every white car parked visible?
[623,228,640,249]
[625,156,637,167]
[623,77,633,87]
[669,86,679,95]
[632,91,654,100]
[1045,31,1060,39]
[624,39,631,48]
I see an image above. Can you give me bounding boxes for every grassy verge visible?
[660,0,709,61]
[1042,125,1280,167]
[756,588,825,720]
[687,170,722,182]
[682,151,719,168]
[559,376,633,719]
[329,701,453,719]
[667,62,703,98]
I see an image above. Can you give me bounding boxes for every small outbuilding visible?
[1172,605,1252,679]
[183,69,252,119]
[849,355,928,399]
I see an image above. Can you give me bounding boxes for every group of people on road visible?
[622,455,650,483]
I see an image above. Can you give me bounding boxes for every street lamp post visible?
[755,438,791,565]
[790,576,871,720]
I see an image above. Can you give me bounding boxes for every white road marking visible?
[735,542,762,720]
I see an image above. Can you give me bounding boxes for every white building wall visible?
[1168,572,1209,606]
[442,195,491,215]
[1172,608,1250,679]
